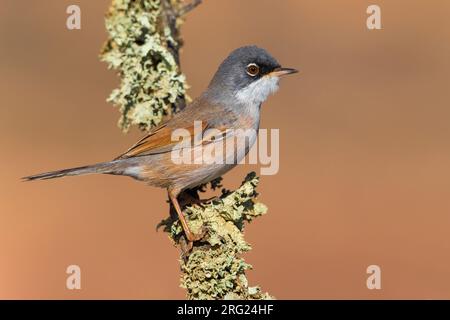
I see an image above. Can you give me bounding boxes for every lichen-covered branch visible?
[101,0,273,300]
[158,173,273,300]
[100,0,189,132]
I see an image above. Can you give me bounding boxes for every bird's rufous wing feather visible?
[114,96,238,160]
[114,120,231,160]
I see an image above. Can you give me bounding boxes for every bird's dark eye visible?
[246,63,260,77]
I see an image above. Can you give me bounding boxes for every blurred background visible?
[1,0,450,299]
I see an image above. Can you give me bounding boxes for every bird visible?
[23,46,297,243]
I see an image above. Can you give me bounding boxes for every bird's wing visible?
[114,122,201,160]
[114,120,231,160]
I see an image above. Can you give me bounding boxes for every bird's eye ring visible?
[246,63,260,77]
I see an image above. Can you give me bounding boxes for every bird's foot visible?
[180,226,208,258]
[188,226,208,242]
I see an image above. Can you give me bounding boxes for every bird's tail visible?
[22,161,117,182]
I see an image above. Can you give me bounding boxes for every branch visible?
[101,0,273,300]
[159,173,273,299]
[177,0,202,17]
[100,0,188,132]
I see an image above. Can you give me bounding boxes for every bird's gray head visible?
[205,46,297,107]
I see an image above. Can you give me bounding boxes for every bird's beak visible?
[269,67,299,77]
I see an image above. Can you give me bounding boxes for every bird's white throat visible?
[235,76,279,106]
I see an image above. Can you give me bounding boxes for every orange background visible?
[1,0,450,299]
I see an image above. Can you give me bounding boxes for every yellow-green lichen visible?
[101,0,188,132]
[160,172,273,300]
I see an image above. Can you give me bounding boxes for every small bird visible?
[23,46,297,243]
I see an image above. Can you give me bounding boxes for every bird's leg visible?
[168,189,206,243]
